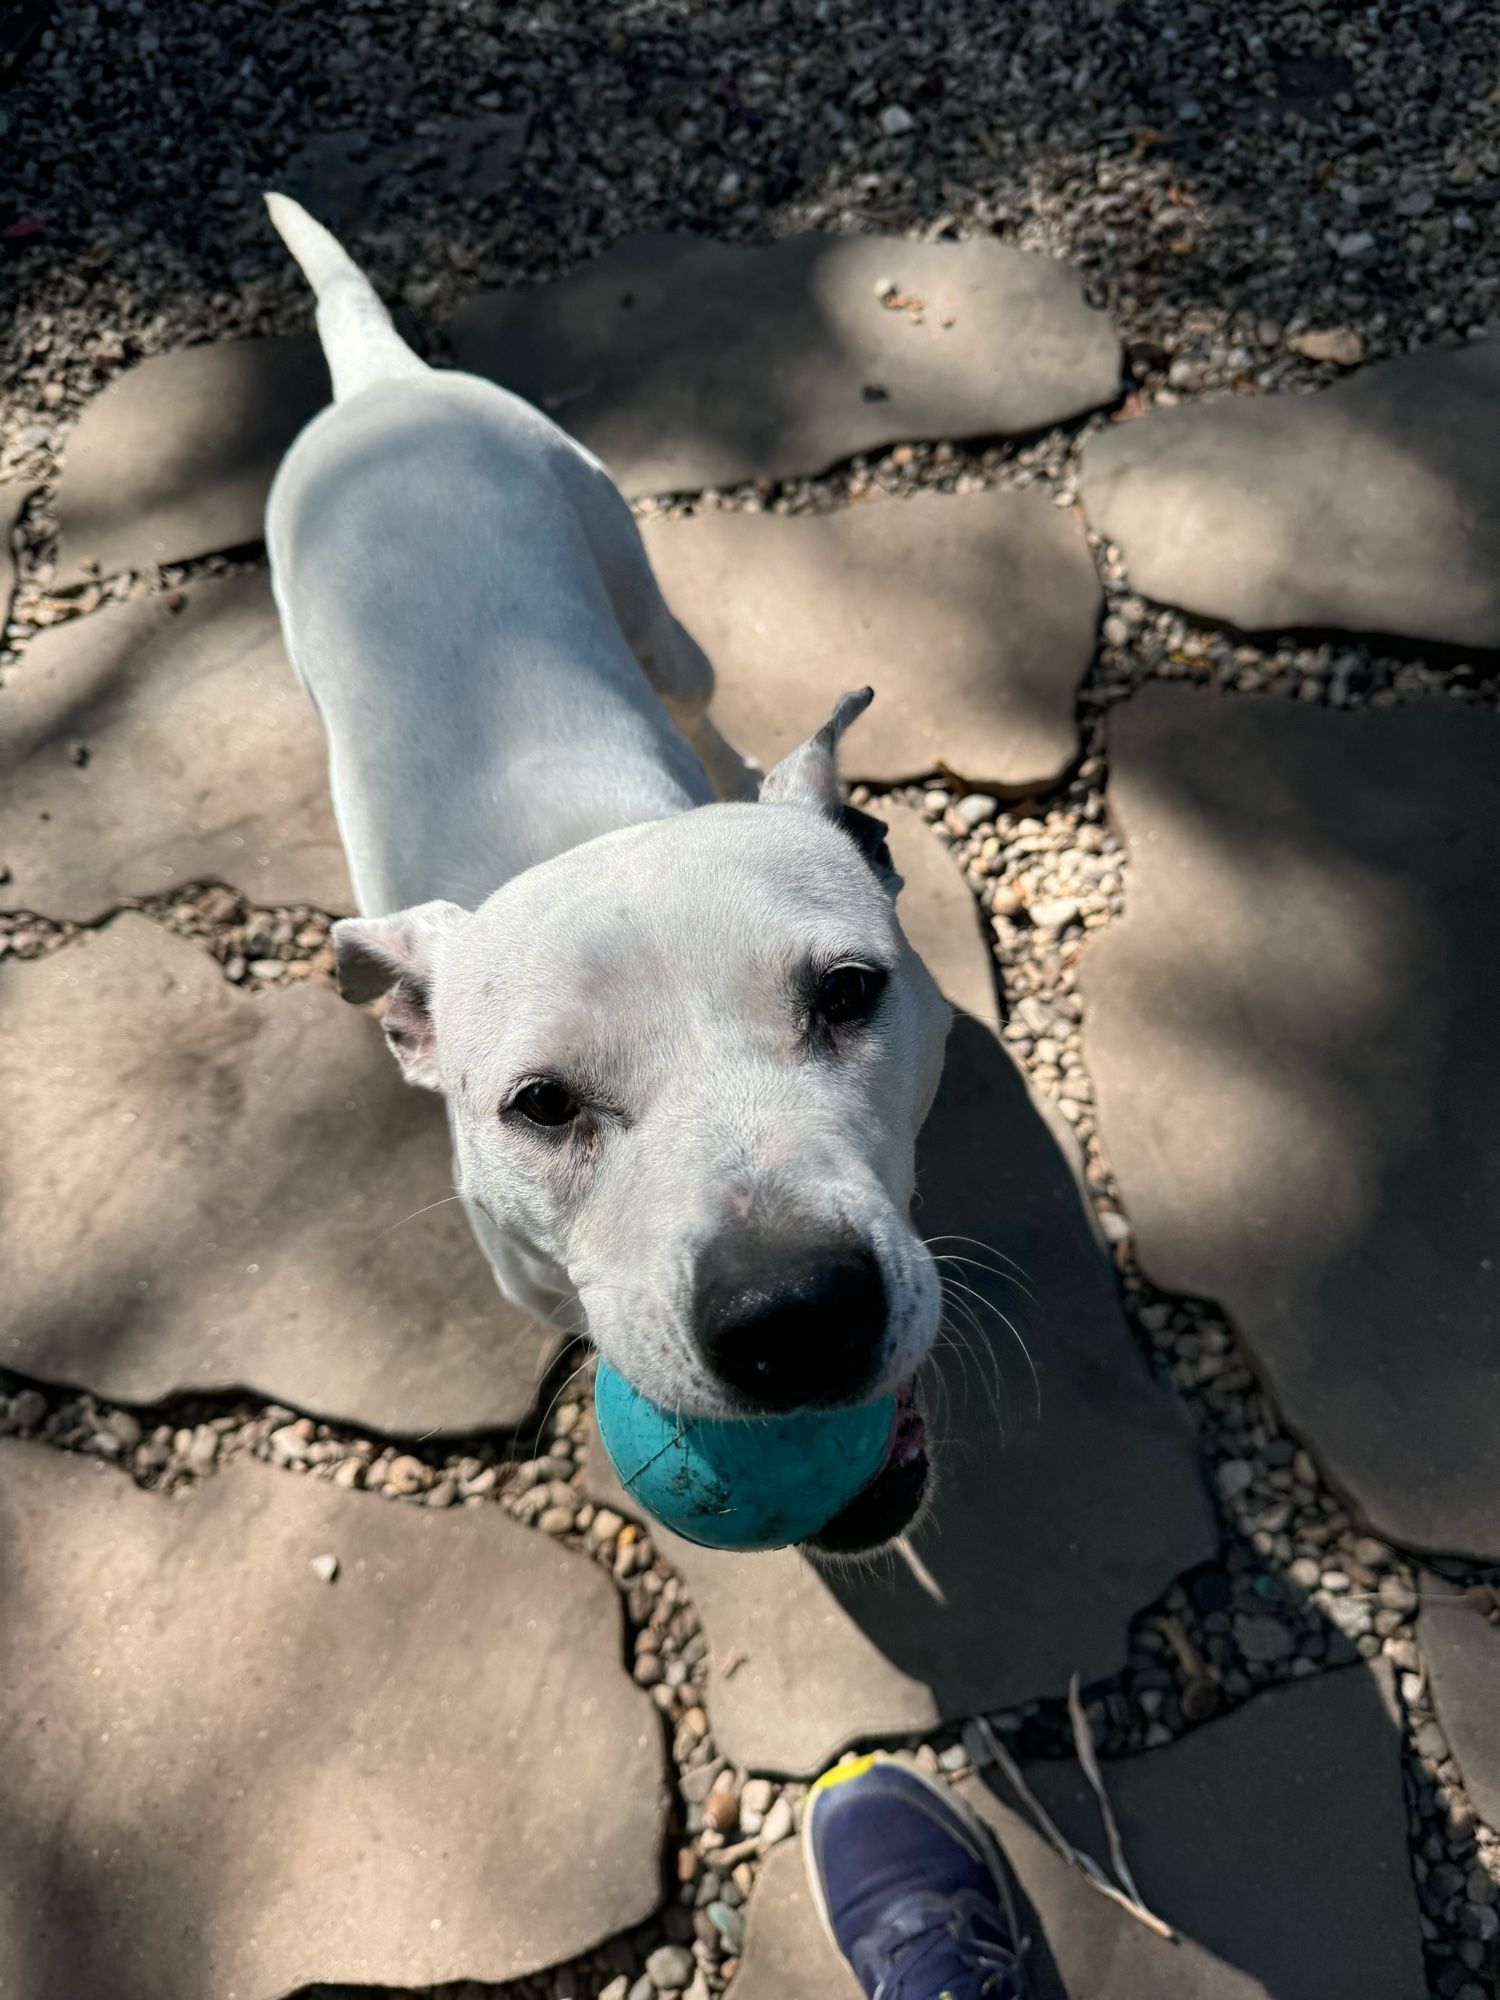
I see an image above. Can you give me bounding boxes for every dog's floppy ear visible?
[759,687,902,896]
[331,900,468,1090]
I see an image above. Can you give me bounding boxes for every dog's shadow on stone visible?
[809,1007,1213,1728]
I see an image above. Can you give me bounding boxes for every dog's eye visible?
[816,963,887,1026]
[515,1080,579,1127]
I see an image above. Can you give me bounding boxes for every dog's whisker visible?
[941,1275,1041,1422]
[930,1250,1037,1305]
[366,1190,465,1244]
[928,1244,1037,1299]
[924,1343,955,1444]
[932,1320,983,1429]
[939,1305,1008,1441]
[943,1279,1028,1423]
[935,1304,1003,1445]
[941,1282,1016,1434]
[940,1272,1012,1416]
[923,1232,1035,1287]
[527,1353,597,1459]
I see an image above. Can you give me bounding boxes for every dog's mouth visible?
[805,1376,929,1555]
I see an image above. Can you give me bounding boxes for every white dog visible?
[263,195,951,1547]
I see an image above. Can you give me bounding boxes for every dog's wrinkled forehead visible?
[439,803,900,1060]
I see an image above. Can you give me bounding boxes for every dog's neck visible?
[367,736,712,918]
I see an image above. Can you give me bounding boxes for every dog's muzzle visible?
[694,1227,888,1412]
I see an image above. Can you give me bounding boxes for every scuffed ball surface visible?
[594,1362,895,1552]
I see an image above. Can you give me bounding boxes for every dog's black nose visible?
[696,1233,887,1410]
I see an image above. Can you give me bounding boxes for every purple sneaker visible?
[802,1753,1031,2000]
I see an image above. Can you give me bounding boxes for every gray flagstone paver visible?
[1082,344,1500,647]
[0,916,558,1433]
[55,333,330,583]
[0,570,351,917]
[448,232,1121,495]
[1083,686,1500,1555]
[0,1442,667,1999]
[641,487,1099,792]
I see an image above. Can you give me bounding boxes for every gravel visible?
[5,4,1499,1993]
[5,0,1500,501]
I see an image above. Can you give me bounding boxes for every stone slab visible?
[1083,687,1500,1554]
[731,1666,1422,2000]
[1082,343,1500,647]
[56,333,330,581]
[641,488,1099,792]
[0,917,559,1433]
[0,570,351,917]
[448,233,1121,495]
[1421,1571,1500,1832]
[0,1442,666,1998]
[590,805,1214,1775]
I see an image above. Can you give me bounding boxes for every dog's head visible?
[334,692,951,1533]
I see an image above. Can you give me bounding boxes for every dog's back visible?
[263,195,714,917]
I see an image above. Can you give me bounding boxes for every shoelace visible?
[860,1891,1029,2000]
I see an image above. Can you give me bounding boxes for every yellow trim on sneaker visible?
[808,1751,882,1799]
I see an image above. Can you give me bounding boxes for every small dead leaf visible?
[973,1716,1177,1943]
[1068,1673,1150,1913]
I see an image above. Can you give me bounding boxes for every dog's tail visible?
[264,192,427,403]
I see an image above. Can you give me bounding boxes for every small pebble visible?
[385,1453,427,1494]
[1415,1721,1449,1764]
[706,1901,746,1953]
[645,1943,696,1991]
[1215,1458,1254,1500]
[951,792,999,832]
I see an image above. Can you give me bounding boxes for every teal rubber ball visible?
[594,1361,897,1552]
